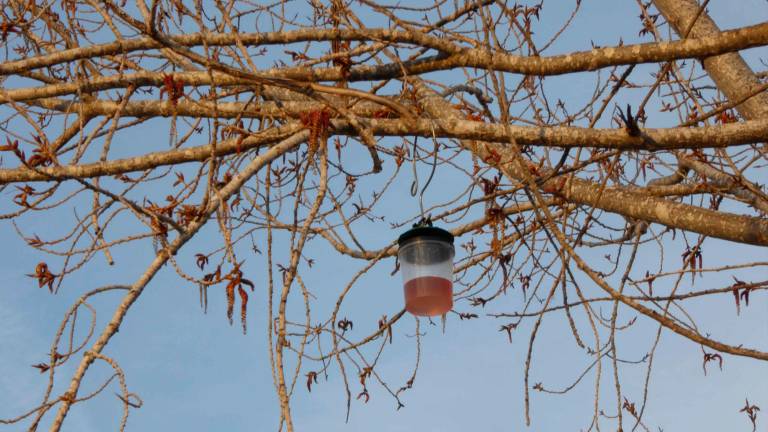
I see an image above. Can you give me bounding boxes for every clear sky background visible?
[1,1,767,431]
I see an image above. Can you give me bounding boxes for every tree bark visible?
[653,0,768,119]
[412,81,768,246]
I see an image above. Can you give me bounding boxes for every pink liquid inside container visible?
[397,227,455,317]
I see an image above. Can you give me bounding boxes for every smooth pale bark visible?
[3,117,767,184]
[412,81,768,246]
[29,97,768,150]
[2,23,767,103]
[653,0,768,119]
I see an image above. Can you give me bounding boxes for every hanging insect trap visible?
[397,223,455,317]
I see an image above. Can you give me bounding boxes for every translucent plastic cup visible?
[397,227,455,317]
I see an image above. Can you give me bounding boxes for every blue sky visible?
[1,1,767,431]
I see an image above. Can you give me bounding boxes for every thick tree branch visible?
[412,81,768,246]
[653,0,768,119]
[2,22,767,104]
[2,117,767,184]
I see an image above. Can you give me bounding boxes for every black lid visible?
[397,226,454,246]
